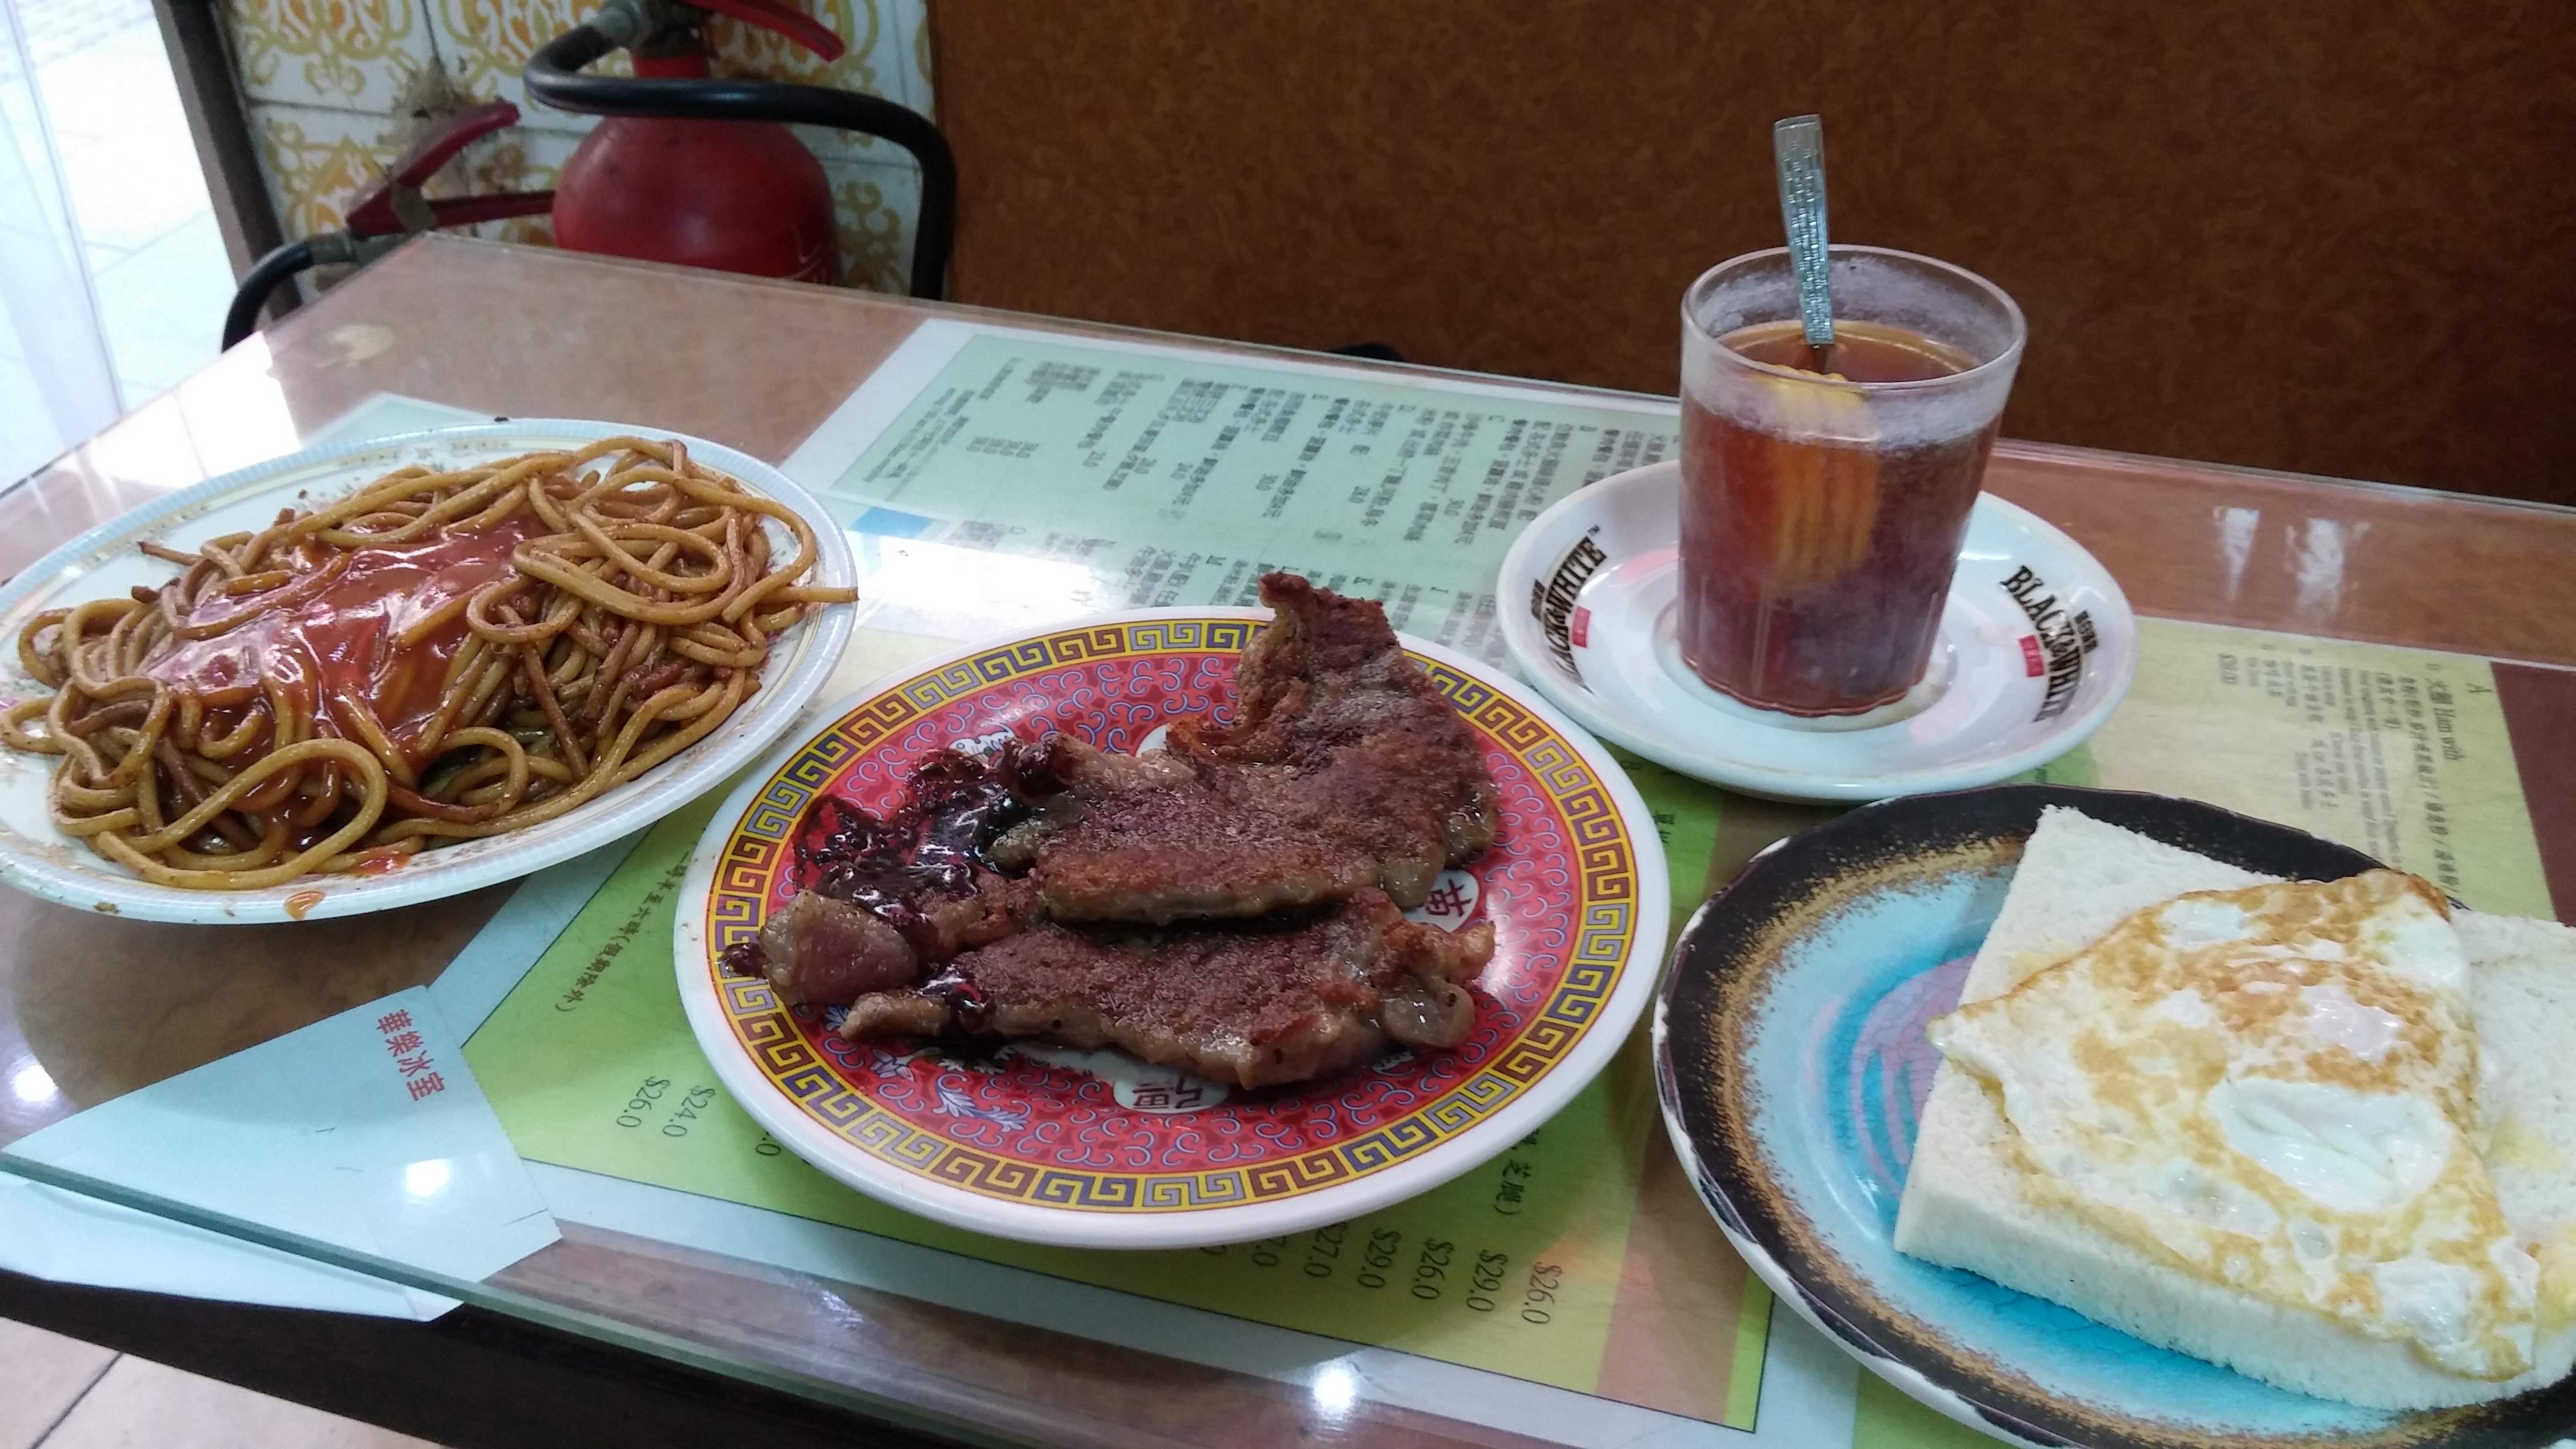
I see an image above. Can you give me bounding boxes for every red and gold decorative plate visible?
[674,609,1668,1248]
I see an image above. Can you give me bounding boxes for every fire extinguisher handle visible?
[688,0,845,62]
[344,100,524,237]
[388,100,523,190]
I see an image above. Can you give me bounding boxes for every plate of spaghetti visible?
[0,421,855,922]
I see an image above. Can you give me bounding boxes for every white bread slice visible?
[1891,806,2576,1409]
[2458,911,2576,1320]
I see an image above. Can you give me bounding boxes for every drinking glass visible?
[1678,245,2025,717]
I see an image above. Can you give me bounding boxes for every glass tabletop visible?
[4,235,2574,1449]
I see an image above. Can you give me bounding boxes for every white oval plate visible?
[0,420,854,923]
[674,607,1668,1248]
[1497,461,2136,803]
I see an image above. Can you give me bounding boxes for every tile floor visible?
[0,1318,436,1449]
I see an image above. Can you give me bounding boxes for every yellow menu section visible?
[464,767,1769,1429]
[2075,619,2549,916]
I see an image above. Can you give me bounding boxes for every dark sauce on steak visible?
[918,965,994,1032]
[788,736,1042,954]
[723,738,1050,983]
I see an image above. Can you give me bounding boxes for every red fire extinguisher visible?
[549,0,843,282]
[528,0,954,298]
[219,0,952,349]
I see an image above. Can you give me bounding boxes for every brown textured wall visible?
[929,1,2576,502]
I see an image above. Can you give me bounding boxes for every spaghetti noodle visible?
[1,437,853,890]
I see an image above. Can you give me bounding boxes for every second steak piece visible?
[837,888,1497,1090]
[997,573,1502,923]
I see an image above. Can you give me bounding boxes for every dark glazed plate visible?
[1652,783,2576,1449]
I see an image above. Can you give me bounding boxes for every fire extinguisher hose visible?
[526,22,955,300]
[220,238,317,350]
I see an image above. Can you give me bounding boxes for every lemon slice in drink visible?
[1752,367,1879,588]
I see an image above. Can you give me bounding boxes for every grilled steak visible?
[995,572,1501,921]
[728,573,1505,1089]
[756,891,918,1006]
[835,889,1495,1089]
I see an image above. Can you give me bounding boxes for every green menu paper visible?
[814,333,1676,661]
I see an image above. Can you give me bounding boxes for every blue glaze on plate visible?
[1655,785,2567,1448]
[1738,864,2379,1437]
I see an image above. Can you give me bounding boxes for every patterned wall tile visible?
[426,0,616,133]
[225,0,437,112]
[887,0,930,115]
[825,154,914,294]
[248,102,402,240]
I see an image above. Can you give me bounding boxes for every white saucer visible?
[1496,461,2136,802]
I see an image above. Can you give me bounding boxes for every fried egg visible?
[1929,870,2541,1379]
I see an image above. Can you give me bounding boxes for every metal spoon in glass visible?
[1772,113,1835,374]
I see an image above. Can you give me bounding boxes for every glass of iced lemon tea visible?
[1678,245,2025,718]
